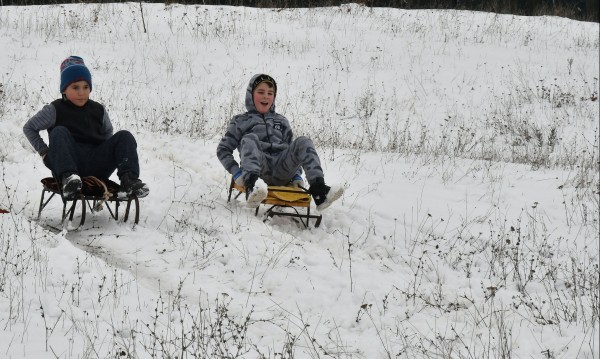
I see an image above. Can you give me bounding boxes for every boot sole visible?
[117,184,149,199]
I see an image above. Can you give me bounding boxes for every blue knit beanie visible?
[60,56,92,93]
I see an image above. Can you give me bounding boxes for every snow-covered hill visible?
[1,3,598,358]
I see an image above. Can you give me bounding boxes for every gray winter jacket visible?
[216,74,294,175]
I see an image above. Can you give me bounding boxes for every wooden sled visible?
[227,177,322,228]
[37,176,140,227]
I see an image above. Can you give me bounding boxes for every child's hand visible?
[291,174,305,188]
[233,170,245,187]
[39,147,48,160]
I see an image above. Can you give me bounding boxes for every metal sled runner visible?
[227,178,322,228]
[37,176,140,227]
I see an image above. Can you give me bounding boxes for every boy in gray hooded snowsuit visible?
[217,74,343,210]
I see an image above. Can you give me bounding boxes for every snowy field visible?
[0,3,598,358]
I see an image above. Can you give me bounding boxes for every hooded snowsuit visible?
[216,74,324,186]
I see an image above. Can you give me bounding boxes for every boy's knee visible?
[240,133,260,148]
[241,133,260,142]
[48,126,76,145]
[114,130,136,143]
[295,136,315,150]
[49,126,70,139]
[114,129,133,138]
[296,135,312,144]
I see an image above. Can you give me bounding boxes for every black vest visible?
[51,99,105,145]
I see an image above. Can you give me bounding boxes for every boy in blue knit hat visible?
[217,74,344,211]
[23,56,149,200]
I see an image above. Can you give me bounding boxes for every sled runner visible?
[37,176,140,227]
[227,177,322,228]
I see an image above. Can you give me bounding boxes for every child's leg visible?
[44,126,81,178]
[81,130,140,179]
[239,133,267,183]
[272,136,323,184]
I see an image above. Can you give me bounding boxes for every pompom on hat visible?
[60,56,92,93]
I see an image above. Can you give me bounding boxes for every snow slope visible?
[0,3,598,358]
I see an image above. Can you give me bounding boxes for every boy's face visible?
[252,82,275,114]
[63,80,91,107]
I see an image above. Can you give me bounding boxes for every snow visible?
[0,3,598,358]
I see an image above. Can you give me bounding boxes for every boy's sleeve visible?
[102,107,114,138]
[216,116,243,175]
[23,104,56,156]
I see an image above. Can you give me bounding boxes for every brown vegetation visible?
[1,0,597,22]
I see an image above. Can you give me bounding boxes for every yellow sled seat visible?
[227,177,322,228]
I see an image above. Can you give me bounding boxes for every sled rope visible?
[83,176,112,211]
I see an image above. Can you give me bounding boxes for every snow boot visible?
[309,177,344,211]
[118,172,149,199]
[61,173,82,200]
[245,174,267,208]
